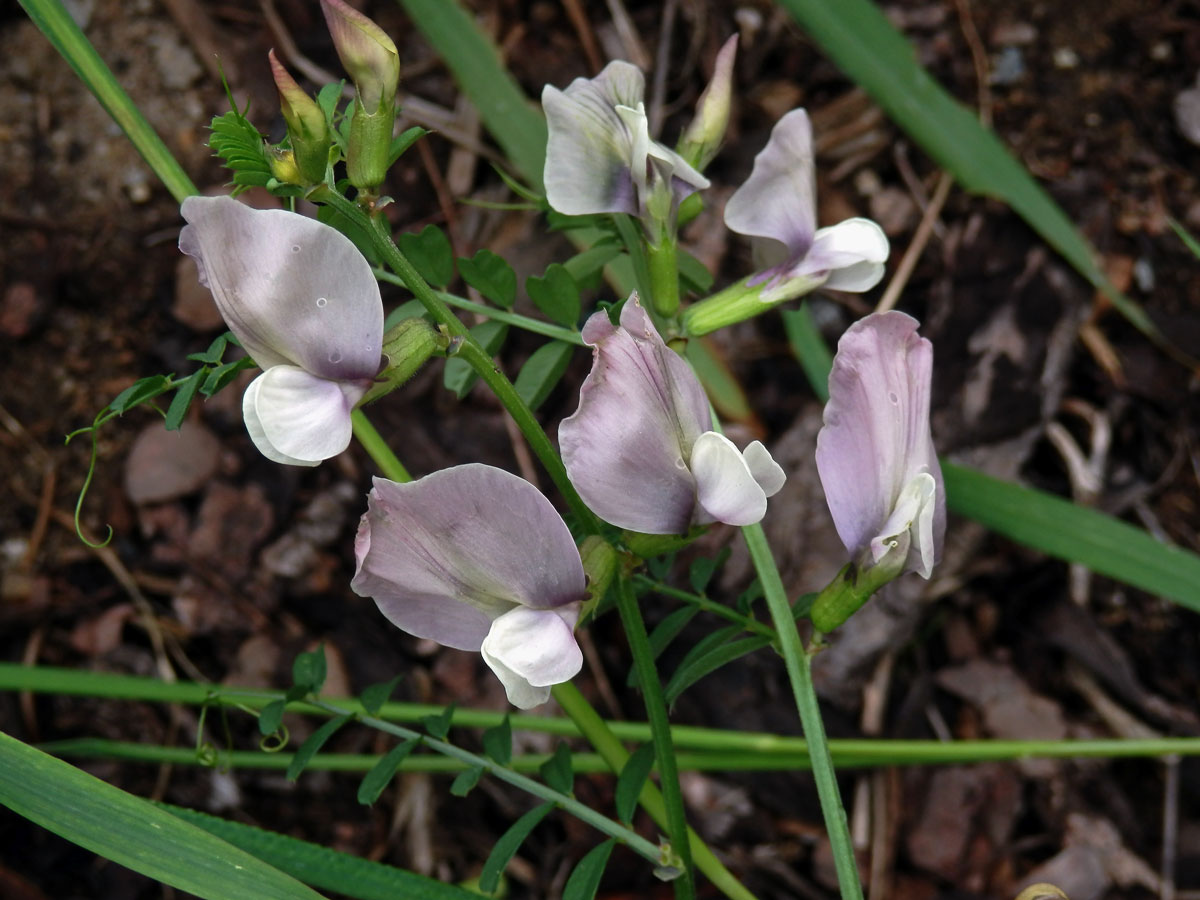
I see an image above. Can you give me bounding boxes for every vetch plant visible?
[32,3,1193,899]
[560,297,785,534]
[683,109,890,336]
[179,195,384,466]
[352,465,585,709]
[810,311,946,632]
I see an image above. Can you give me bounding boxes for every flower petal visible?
[480,605,583,709]
[815,311,945,574]
[351,465,586,651]
[690,431,768,526]
[542,61,645,216]
[560,297,712,533]
[179,196,383,381]
[791,218,890,292]
[724,108,817,268]
[869,472,937,577]
[245,365,360,465]
[743,440,786,497]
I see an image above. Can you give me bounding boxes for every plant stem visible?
[633,575,775,637]
[316,189,600,533]
[741,523,864,900]
[304,699,667,868]
[350,410,411,482]
[646,235,680,318]
[612,574,695,898]
[552,682,760,900]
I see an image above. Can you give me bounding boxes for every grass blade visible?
[943,462,1200,609]
[0,732,324,900]
[774,0,1157,341]
[19,0,197,202]
[163,803,479,900]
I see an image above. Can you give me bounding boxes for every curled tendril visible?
[195,741,219,767]
[260,726,290,752]
[64,414,113,549]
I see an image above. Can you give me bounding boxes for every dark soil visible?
[2,1,1199,898]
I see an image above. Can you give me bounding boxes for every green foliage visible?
[615,743,656,824]
[459,249,517,308]
[443,320,508,398]
[286,715,353,782]
[421,703,457,740]
[389,125,429,166]
[482,715,513,765]
[357,738,418,805]
[258,700,287,737]
[0,732,322,899]
[292,645,328,695]
[689,548,730,594]
[164,802,480,899]
[208,107,273,194]
[665,633,772,706]
[526,263,581,327]
[360,675,404,715]
[677,248,714,294]
[562,840,615,900]
[478,802,555,894]
[449,765,484,797]
[399,225,455,288]
[514,341,574,411]
[538,742,574,796]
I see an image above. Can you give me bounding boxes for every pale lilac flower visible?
[815,312,945,579]
[725,109,889,302]
[560,297,785,534]
[542,61,710,224]
[351,465,585,709]
[179,195,383,466]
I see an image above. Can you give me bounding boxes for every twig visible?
[1162,755,1180,900]
[948,0,993,127]
[561,0,604,73]
[874,171,953,312]
[648,0,679,136]
[605,0,651,69]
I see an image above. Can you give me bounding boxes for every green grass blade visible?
[943,462,1200,608]
[395,0,547,186]
[162,803,480,900]
[774,0,1156,340]
[0,732,325,900]
[19,0,197,202]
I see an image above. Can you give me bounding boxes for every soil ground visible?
[2,1,1199,898]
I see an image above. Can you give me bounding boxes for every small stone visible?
[1174,74,1200,146]
[0,282,44,338]
[124,422,221,504]
[1053,47,1080,69]
[991,22,1037,46]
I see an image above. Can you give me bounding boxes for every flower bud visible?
[266,146,305,186]
[361,317,448,404]
[320,0,399,191]
[320,0,399,114]
[677,35,737,171]
[269,50,330,185]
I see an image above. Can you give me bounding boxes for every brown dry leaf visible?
[935,659,1068,742]
[68,602,134,656]
[124,421,221,505]
[1014,813,1159,900]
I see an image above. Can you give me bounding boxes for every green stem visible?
[318,190,600,533]
[742,523,863,900]
[304,699,667,868]
[646,235,680,318]
[16,665,1200,766]
[374,270,585,345]
[350,409,411,482]
[632,575,774,637]
[613,574,695,897]
[552,682,760,900]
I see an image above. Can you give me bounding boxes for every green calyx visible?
[361,317,447,405]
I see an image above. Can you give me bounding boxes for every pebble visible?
[124,421,221,504]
